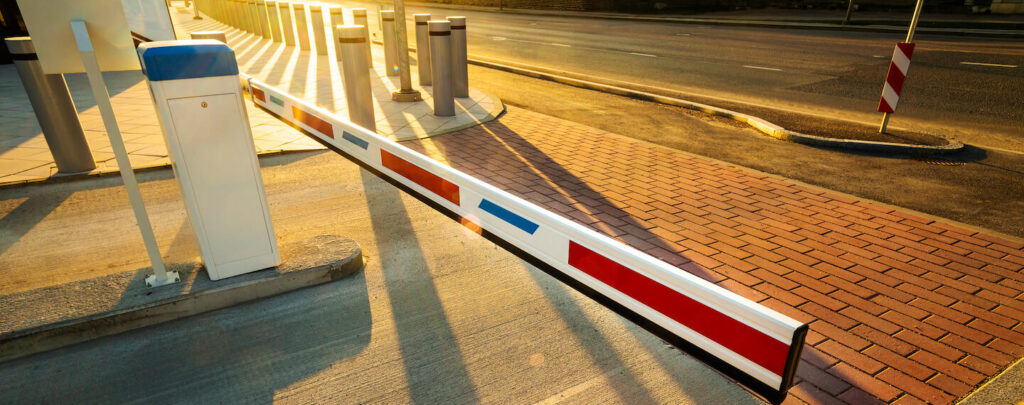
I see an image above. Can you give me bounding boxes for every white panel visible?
[168,93,276,272]
[17,0,140,73]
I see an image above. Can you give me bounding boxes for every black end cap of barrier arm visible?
[257,103,801,404]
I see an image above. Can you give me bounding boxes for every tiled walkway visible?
[0,68,318,186]
[398,106,1024,404]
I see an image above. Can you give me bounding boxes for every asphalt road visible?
[333,1,1024,152]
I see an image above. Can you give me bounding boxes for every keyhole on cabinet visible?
[201,101,208,108]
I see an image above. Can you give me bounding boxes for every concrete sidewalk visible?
[393,106,1024,404]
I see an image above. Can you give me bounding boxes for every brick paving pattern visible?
[400,106,1024,404]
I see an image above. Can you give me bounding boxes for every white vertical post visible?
[70,20,177,287]
[428,20,454,117]
[414,14,431,86]
[293,2,311,51]
[309,4,328,55]
[328,6,345,58]
[352,8,372,68]
[338,25,376,130]
[447,16,468,98]
[267,0,283,42]
[381,10,399,76]
[279,2,296,46]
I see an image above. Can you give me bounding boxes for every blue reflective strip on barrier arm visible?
[479,198,539,234]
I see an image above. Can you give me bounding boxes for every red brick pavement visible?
[400,106,1024,404]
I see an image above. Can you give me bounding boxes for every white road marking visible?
[960,61,1017,68]
[629,52,657,58]
[872,55,886,58]
[743,65,783,72]
[492,36,506,41]
[675,33,692,36]
[550,43,571,47]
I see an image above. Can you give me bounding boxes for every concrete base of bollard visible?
[392,89,423,102]
[0,235,363,363]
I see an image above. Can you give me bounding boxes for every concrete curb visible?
[468,57,964,156]
[380,0,1024,39]
[0,235,363,364]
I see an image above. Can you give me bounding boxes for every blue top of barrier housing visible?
[137,40,238,82]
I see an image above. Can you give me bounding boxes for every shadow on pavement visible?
[359,169,480,404]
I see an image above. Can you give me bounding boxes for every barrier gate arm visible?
[244,76,808,403]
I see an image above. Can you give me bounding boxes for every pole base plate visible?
[392,90,423,102]
[146,271,181,288]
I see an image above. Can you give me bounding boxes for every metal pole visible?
[842,0,854,25]
[391,0,421,101]
[70,20,176,287]
[428,20,454,116]
[352,9,372,68]
[414,14,431,86]
[905,0,925,43]
[194,0,203,19]
[448,16,468,98]
[879,0,924,134]
[5,37,95,173]
[337,24,376,130]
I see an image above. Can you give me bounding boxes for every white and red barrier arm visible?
[244,77,809,403]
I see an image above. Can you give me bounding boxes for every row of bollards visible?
[195,1,471,120]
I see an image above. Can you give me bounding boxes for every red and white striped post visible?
[878,0,924,134]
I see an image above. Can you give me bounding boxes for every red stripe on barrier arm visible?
[568,241,790,376]
[291,106,334,138]
[885,63,906,94]
[380,150,461,205]
[252,87,266,103]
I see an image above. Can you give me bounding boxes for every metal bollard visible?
[337,25,376,131]
[248,0,262,36]
[190,30,228,43]
[328,6,344,58]
[279,1,296,46]
[352,8,372,68]
[266,0,283,42]
[414,14,431,86]
[447,16,468,98]
[308,4,328,55]
[5,37,95,173]
[428,21,454,117]
[381,10,399,76]
[255,0,271,38]
[292,2,311,51]
[246,0,259,34]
